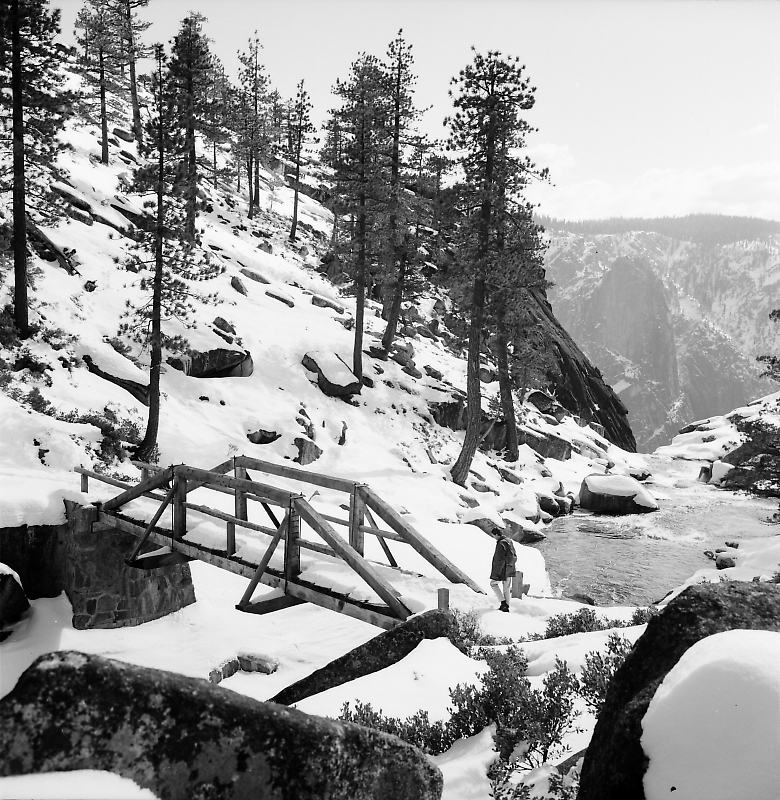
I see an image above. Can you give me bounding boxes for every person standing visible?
[489,527,517,612]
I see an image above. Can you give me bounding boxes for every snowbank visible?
[642,629,780,800]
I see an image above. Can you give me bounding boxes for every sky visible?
[53,0,780,222]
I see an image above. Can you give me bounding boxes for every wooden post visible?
[235,465,248,524]
[141,467,149,484]
[437,587,450,611]
[349,484,366,556]
[285,498,302,580]
[173,475,187,540]
[80,472,89,492]
[226,521,236,557]
[511,571,529,598]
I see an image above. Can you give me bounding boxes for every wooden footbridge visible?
[75,456,483,629]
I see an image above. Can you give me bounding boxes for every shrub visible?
[541,606,656,639]
[0,305,21,349]
[447,608,511,654]
[578,632,634,717]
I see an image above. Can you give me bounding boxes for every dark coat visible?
[490,536,517,582]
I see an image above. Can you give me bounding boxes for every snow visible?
[431,725,497,800]
[2,52,780,800]
[296,638,488,721]
[642,629,780,800]
[0,771,157,799]
[582,473,659,509]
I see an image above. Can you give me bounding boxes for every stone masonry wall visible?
[66,505,196,629]
[0,504,195,630]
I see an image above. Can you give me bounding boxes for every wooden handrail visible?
[236,455,357,493]
[293,497,410,621]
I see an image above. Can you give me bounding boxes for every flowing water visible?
[535,455,780,606]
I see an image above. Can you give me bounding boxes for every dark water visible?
[534,458,780,606]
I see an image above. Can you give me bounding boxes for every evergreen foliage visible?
[444,49,546,484]
[287,79,315,241]
[0,0,74,337]
[166,12,213,242]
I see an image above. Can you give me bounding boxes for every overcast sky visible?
[53,0,780,222]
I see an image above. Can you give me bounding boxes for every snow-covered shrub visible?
[577,632,633,717]
[540,606,655,639]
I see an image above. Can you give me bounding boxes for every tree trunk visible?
[11,0,28,338]
[99,48,109,164]
[353,208,366,383]
[125,1,142,147]
[136,60,166,463]
[496,328,519,461]
[381,255,406,352]
[212,140,217,187]
[184,74,197,242]
[246,151,254,220]
[451,111,497,485]
[253,152,260,208]
[450,275,486,485]
[289,128,301,241]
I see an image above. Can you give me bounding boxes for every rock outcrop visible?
[302,351,361,398]
[0,651,442,800]
[578,581,780,800]
[271,609,455,706]
[168,348,253,378]
[578,474,659,514]
[0,567,30,639]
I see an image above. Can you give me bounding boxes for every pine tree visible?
[331,54,390,382]
[167,13,212,243]
[0,0,72,338]
[446,50,545,485]
[201,54,232,189]
[377,31,424,354]
[75,0,124,164]
[110,0,151,146]
[287,79,315,241]
[128,43,220,461]
[236,33,267,220]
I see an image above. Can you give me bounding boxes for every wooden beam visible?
[364,506,399,568]
[282,582,403,630]
[296,538,337,557]
[238,593,305,615]
[173,477,187,540]
[125,483,178,563]
[286,502,301,579]
[101,466,173,512]
[294,498,411,621]
[174,465,295,506]
[349,484,366,555]
[236,456,356,493]
[74,468,166,505]
[360,486,485,594]
[238,515,288,607]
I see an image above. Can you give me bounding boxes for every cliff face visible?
[545,231,778,450]
[525,289,636,452]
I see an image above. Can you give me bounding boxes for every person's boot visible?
[499,601,509,612]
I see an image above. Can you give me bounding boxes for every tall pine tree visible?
[331,54,390,382]
[446,50,544,485]
[0,0,71,338]
[287,79,315,241]
[167,13,212,243]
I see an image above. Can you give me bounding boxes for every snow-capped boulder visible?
[240,267,270,284]
[167,348,253,379]
[311,294,344,313]
[578,581,780,800]
[112,126,134,142]
[230,276,248,295]
[0,651,442,800]
[578,474,659,514]
[0,564,29,639]
[641,629,780,800]
[302,351,361,398]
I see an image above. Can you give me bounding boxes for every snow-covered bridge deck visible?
[75,457,483,629]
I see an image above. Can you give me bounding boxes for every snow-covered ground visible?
[3,54,780,800]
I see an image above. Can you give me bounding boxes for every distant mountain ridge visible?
[542,223,780,450]
[535,214,780,247]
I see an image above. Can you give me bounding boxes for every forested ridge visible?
[536,213,780,246]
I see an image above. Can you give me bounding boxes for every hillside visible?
[544,227,779,450]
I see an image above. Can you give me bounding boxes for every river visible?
[535,454,780,606]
